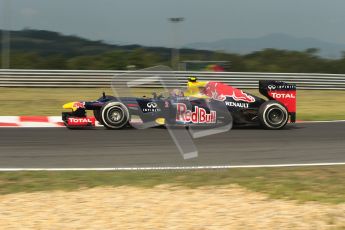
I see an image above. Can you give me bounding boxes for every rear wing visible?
[259,80,296,122]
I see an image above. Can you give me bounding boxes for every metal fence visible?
[1,69,345,89]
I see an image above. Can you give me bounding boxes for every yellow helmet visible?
[188,76,198,82]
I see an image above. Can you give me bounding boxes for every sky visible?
[2,0,345,47]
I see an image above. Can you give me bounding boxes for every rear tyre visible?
[259,101,288,130]
[100,102,130,130]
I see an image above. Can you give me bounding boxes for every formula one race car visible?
[62,79,296,130]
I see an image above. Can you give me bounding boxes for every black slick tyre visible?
[100,102,130,129]
[259,101,289,130]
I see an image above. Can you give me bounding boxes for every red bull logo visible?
[204,82,255,103]
[73,102,85,109]
[176,103,216,124]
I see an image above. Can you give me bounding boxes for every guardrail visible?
[1,69,345,89]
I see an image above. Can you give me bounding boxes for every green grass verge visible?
[0,88,344,120]
[1,165,345,204]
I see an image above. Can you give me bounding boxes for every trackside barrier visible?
[0,69,345,89]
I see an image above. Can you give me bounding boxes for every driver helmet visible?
[188,76,198,83]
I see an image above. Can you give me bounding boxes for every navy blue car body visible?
[62,80,296,130]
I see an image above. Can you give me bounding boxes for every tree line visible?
[2,48,345,73]
[1,29,345,73]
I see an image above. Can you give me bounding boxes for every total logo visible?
[68,117,95,126]
[176,103,216,124]
[225,101,249,108]
[270,93,296,99]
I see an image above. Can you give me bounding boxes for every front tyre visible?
[100,102,130,129]
[93,110,103,125]
[259,101,289,130]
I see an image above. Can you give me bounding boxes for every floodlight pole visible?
[168,17,184,70]
[1,0,11,69]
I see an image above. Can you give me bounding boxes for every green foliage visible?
[2,29,345,72]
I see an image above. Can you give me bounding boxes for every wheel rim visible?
[266,108,285,125]
[106,107,125,125]
[110,110,122,122]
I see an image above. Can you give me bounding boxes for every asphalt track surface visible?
[0,122,344,168]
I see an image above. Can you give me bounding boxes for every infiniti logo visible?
[147,102,157,108]
[268,85,276,90]
[268,84,295,90]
